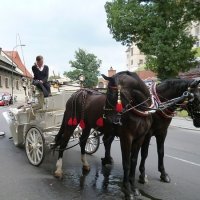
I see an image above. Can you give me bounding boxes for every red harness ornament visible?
[67,117,73,126]
[96,117,104,127]
[116,86,123,112]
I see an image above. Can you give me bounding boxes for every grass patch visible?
[194,47,200,57]
[176,110,188,117]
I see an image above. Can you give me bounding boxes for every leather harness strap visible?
[151,82,175,119]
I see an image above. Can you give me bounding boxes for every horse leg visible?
[138,134,151,184]
[120,136,134,200]
[156,132,171,183]
[54,139,70,179]
[54,127,74,179]
[129,144,141,197]
[80,127,91,172]
[101,134,115,166]
[54,111,67,147]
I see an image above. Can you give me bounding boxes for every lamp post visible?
[11,44,26,103]
[79,74,85,88]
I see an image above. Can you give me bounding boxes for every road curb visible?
[170,125,200,131]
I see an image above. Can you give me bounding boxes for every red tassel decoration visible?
[79,119,85,129]
[116,100,123,112]
[67,117,73,126]
[96,117,104,127]
[116,85,123,113]
[73,117,78,126]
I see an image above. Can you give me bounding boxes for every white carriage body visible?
[3,86,100,166]
[3,89,76,147]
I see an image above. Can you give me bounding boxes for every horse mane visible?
[157,78,193,94]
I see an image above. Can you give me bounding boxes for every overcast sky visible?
[0,0,127,76]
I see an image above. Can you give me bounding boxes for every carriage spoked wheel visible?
[25,127,45,166]
[85,130,100,155]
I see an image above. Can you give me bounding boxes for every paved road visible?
[0,108,200,200]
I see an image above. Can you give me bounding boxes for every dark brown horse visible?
[102,78,200,188]
[53,71,152,199]
[138,79,200,184]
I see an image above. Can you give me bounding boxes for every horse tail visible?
[54,110,67,147]
[54,89,86,147]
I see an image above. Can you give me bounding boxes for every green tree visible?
[64,49,101,87]
[105,0,200,79]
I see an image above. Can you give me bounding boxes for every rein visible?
[152,83,175,118]
[151,83,193,118]
[105,82,192,119]
[53,127,102,152]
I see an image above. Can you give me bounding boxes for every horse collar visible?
[151,82,175,119]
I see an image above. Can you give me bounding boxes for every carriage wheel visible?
[85,130,100,155]
[25,127,45,166]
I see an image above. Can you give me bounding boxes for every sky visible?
[0,0,127,77]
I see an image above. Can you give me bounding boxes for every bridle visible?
[104,81,198,124]
[103,84,153,125]
[152,82,200,119]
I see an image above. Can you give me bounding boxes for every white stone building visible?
[190,22,200,48]
[126,43,146,72]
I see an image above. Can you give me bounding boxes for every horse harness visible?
[103,81,194,125]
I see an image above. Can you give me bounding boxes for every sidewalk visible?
[10,101,25,108]
[0,101,25,112]
[170,117,200,131]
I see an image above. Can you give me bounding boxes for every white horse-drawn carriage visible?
[3,85,100,166]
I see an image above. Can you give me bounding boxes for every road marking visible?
[166,154,200,167]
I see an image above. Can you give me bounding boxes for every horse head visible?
[102,71,151,125]
[186,80,200,127]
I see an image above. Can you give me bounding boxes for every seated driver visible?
[32,55,51,97]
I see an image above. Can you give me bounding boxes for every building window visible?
[0,76,2,87]
[98,82,104,88]
[5,77,9,88]
[131,48,133,56]
[139,59,144,65]
[131,60,133,65]
[196,40,200,47]
[16,80,19,90]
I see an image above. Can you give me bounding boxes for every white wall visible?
[0,70,25,102]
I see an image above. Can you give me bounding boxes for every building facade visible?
[126,43,146,72]
[0,48,32,102]
[190,22,200,48]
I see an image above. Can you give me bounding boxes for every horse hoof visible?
[125,194,135,200]
[82,165,90,172]
[160,173,171,183]
[54,170,63,179]
[138,174,148,184]
[101,157,113,166]
[132,188,141,197]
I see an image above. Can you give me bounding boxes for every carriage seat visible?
[29,85,44,108]
[31,85,43,96]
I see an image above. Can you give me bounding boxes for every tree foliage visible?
[64,49,101,87]
[105,0,200,79]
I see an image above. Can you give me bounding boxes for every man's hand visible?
[39,80,43,83]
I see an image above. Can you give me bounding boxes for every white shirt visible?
[37,65,44,71]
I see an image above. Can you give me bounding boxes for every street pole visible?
[79,74,85,89]
[11,44,25,103]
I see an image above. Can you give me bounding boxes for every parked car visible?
[0,92,12,106]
